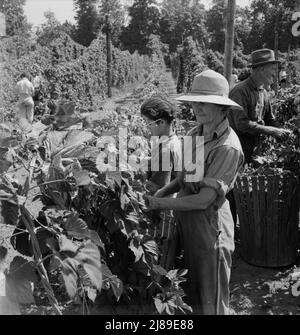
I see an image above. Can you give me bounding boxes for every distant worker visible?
[230,74,239,89]
[279,69,287,89]
[33,72,44,117]
[15,73,35,124]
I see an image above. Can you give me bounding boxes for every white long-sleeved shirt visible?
[16,78,34,100]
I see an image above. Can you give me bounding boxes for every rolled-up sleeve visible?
[202,146,244,207]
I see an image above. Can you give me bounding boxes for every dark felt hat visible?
[250,49,280,68]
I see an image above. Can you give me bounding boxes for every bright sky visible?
[24,0,253,27]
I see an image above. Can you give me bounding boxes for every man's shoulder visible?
[229,78,251,96]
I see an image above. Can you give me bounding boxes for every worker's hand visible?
[271,127,292,140]
[143,195,160,210]
[145,181,160,195]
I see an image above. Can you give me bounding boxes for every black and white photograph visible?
[0,0,300,319]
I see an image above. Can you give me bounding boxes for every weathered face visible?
[191,102,223,125]
[261,63,277,87]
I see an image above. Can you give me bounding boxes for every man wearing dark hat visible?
[228,49,291,164]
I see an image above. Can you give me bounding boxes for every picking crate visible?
[233,174,299,267]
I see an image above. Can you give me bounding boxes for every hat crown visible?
[250,48,277,67]
[191,70,229,97]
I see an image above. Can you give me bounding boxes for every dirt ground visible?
[230,243,300,315]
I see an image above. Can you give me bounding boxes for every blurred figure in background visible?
[230,74,239,89]
[32,71,44,117]
[15,72,35,125]
[279,68,288,89]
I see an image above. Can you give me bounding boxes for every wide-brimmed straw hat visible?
[249,49,280,68]
[176,69,242,109]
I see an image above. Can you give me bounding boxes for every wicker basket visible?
[233,174,299,267]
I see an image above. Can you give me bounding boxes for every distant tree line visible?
[1,0,300,55]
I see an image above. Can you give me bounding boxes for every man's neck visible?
[250,73,264,89]
[160,126,174,137]
[202,117,225,141]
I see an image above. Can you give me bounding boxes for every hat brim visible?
[250,60,281,68]
[175,94,243,109]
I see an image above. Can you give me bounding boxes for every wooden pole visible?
[106,14,112,98]
[274,10,279,96]
[224,0,236,86]
[287,43,291,85]
[0,12,6,37]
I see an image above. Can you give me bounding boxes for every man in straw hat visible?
[144,69,244,314]
[228,49,291,165]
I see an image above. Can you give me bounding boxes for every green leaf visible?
[9,257,38,283]
[0,271,5,297]
[165,302,175,315]
[110,277,123,302]
[44,188,67,209]
[5,277,34,304]
[120,193,130,210]
[86,287,97,302]
[178,269,188,277]
[49,256,61,273]
[73,170,91,186]
[166,269,188,286]
[132,257,151,276]
[106,171,122,189]
[129,239,144,263]
[78,266,92,287]
[154,297,166,314]
[142,237,159,258]
[5,257,37,304]
[89,230,105,249]
[0,296,21,315]
[0,200,19,226]
[64,130,95,150]
[74,242,102,291]
[36,228,54,254]
[0,190,18,205]
[63,214,90,239]
[60,257,79,299]
[101,264,123,301]
[153,264,167,277]
[58,234,79,256]
[0,247,8,262]
[46,237,59,252]
[0,148,14,174]
[101,264,113,279]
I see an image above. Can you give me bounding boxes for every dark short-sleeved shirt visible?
[147,134,182,195]
[228,76,279,163]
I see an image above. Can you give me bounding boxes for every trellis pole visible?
[106,14,112,98]
[224,0,236,86]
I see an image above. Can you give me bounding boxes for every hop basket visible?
[233,173,300,267]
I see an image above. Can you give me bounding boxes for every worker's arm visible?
[145,186,217,211]
[146,146,244,211]
[153,177,181,198]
